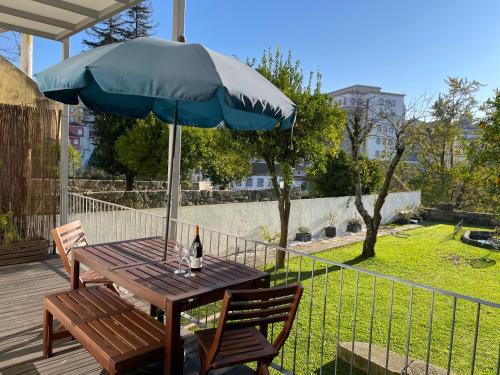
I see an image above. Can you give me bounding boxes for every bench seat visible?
[43,286,165,375]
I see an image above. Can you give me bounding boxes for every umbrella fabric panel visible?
[35,37,296,130]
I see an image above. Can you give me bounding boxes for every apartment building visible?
[328,85,405,159]
[68,104,95,165]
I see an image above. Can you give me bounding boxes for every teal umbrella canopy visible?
[35,37,296,130]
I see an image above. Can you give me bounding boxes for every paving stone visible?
[338,342,407,375]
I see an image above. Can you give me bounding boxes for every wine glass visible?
[173,244,185,275]
[182,245,195,278]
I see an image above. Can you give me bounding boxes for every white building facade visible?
[328,85,405,159]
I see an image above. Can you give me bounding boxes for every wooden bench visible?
[43,286,165,375]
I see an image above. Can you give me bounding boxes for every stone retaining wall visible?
[422,208,498,227]
[81,188,301,209]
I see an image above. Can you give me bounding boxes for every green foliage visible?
[408,77,484,207]
[88,113,137,189]
[115,113,169,180]
[122,1,157,39]
[406,82,499,212]
[297,226,310,234]
[259,225,280,244]
[115,114,252,187]
[310,150,383,197]
[68,145,82,178]
[0,210,17,244]
[231,48,346,252]
[187,127,252,189]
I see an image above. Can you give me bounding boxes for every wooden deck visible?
[0,256,253,375]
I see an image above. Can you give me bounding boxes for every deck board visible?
[0,257,253,375]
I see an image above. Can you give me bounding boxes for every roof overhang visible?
[0,0,144,41]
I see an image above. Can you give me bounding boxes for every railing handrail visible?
[68,192,165,219]
[170,217,500,309]
[68,192,500,309]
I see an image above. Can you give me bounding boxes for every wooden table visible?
[71,237,270,375]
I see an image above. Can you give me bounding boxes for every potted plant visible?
[324,211,337,238]
[0,210,49,266]
[346,213,363,233]
[295,226,312,242]
[395,205,423,225]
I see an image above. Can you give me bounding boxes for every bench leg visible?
[43,308,53,358]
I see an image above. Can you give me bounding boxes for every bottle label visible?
[191,256,202,269]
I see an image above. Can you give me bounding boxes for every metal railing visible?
[68,193,500,375]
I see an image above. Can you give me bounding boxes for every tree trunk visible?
[125,173,134,191]
[276,185,291,268]
[362,222,378,257]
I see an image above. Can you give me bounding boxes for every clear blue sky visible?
[17,0,500,103]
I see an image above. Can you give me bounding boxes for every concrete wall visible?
[148,191,421,241]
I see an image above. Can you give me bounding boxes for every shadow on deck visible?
[0,257,253,375]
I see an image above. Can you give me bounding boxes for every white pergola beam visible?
[32,0,100,19]
[0,5,74,30]
[55,0,144,41]
[0,21,58,40]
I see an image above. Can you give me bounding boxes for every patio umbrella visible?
[35,37,296,260]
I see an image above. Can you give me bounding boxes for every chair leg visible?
[43,308,53,358]
[198,345,209,375]
[255,362,270,375]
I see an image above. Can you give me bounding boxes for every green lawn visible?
[265,223,499,374]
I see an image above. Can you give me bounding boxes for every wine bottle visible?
[190,225,203,271]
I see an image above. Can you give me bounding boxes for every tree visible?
[68,145,82,178]
[115,114,252,187]
[191,128,253,189]
[408,78,483,207]
[88,113,137,190]
[122,2,156,40]
[231,49,346,267]
[82,15,127,49]
[310,150,383,197]
[0,32,19,63]
[83,3,156,189]
[346,91,428,257]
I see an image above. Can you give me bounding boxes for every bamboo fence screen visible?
[0,103,61,241]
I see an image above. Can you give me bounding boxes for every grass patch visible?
[265,223,499,374]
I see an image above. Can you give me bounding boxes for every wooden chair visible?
[195,283,303,375]
[50,220,117,293]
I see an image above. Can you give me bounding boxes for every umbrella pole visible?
[163,104,179,261]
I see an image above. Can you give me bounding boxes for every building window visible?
[375,150,381,158]
[376,137,382,145]
[246,178,253,187]
[268,180,272,187]
[234,181,241,187]
[343,98,347,105]
[74,139,79,145]
[257,178,264,187]
[77,128,83,135]
[69,116,75,122]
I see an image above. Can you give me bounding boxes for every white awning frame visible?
[0,0,144,41]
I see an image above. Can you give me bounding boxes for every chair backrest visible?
[50,220,88,275]
[209,283,303,362]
